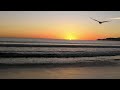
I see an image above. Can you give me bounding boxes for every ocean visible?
[0,38,120,79]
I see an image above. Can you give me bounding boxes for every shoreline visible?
[0,60,119,68]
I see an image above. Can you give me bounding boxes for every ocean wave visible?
[0,60,119,67]
[0,56,120,67]
[0,51,120,57]
[0,44,120,48]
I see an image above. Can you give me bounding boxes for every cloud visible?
[110,17,120,19]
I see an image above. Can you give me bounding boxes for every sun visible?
[65,34,77,40]
[68,36,73,40]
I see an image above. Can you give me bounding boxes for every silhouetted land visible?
[97,37,120,41]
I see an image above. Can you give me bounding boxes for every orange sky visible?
[0,11,120,40]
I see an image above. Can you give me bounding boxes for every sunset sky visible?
[0,11,120,40]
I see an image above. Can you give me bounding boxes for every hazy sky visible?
[0,11,120,40]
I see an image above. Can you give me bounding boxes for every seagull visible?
[90,17,111,24]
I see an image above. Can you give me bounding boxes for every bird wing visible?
[102,21,111,23]
[90,17,100,22]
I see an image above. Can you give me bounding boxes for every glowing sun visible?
[65,34,77,40]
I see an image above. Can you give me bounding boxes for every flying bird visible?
[90,17,111,24]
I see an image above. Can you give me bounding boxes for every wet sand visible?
[0,66,120,79]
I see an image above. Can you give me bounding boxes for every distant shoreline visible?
[97,37,120,41]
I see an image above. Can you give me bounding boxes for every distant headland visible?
[97,37,120,41]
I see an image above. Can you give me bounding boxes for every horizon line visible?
[0,37,97,41]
